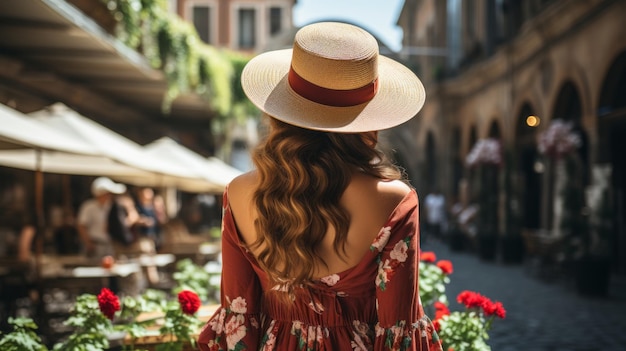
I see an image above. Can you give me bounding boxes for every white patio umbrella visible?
[0,103,96,153]
[22,103,210,188]
[116,137,242,193]
[0,104,163,178]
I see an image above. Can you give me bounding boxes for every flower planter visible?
[575,256,611,297]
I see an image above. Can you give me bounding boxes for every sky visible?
[292,0,405,52]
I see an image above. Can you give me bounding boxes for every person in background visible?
[0,182,37,263]
[129,187,167,285]
[424,186,447,242]
[133,187,167,251]
[198,22,442,350]
[76,177,126,258]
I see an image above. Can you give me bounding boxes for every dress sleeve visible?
[373,192,443,351]
[197,189,263,351]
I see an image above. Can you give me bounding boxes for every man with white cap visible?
[76,177,127,258]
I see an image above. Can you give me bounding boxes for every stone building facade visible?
[172,0,296,53]
[396,0,626,273]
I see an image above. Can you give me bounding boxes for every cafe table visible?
[39,255,142,295]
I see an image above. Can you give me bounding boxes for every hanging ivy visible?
[101,0,252,120]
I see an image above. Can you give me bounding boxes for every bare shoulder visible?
[224,171,258,244]
[343,173,412,218]
[376,178,412,200]
[226,171,258,210]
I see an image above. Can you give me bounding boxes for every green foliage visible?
[172,258,211,302]
[155,300,202,351]
[53,294,113,351]
[102,0,253,121]
[418,261,450,308]
[0,317,48,351]
[438,311,491,351]
[116,289,168,348]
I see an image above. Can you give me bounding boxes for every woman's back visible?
[228,170,411,279]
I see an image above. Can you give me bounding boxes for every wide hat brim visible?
[241,49,426,133]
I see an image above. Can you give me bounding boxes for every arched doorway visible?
[488,120,501,138]
[547,81,588,229]
[598,51,626,273]
[553,82,590,183]
[515,103,542,230]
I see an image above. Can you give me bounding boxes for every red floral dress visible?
[198,189,442,351]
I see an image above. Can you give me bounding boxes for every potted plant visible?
[466,138,502,261]
[434,290,506,351]
[0,317,48,351]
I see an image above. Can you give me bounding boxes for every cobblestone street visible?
[422,239,626,351]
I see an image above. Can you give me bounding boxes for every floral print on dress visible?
[229,296,247,313]
[320,273,340,286]
[373,316,442,351]
[371,226,392,252]
[351,320,374,351]
[207,296,253,351]
[291,321,329,351]
[225,314,246,349]
[308,300,325,314]
[390,240,409,262]
[376,321,411,351]
[375,235,412,291]
[261,320,278,351]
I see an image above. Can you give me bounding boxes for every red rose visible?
[484,301,506,319]
[420,251,436,263]
[457,290,486,309]
[97,287,120,320]
[178,290,201,315]
[436,260,454,274]
[434,301,450,321]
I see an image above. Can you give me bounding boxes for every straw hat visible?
[241,22,425,133]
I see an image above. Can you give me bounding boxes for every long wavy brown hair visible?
[250,116,406,292]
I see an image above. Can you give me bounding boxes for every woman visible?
[198,22,442,351]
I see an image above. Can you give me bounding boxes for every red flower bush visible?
[178,290,201,315]
[436,290,506,351]
[420,251,437,263]
[97,287,120,320]
[457,290,506,318]
[456,290,484,309]
[436,260,453,275]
